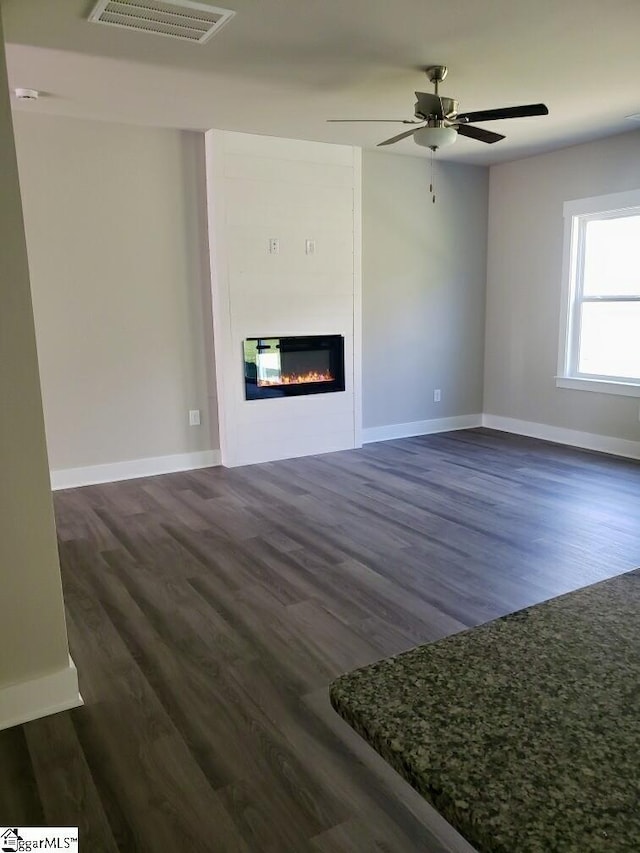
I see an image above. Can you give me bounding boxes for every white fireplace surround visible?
[204,131,362,467]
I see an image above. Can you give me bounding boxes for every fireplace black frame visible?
[244,334,345,400]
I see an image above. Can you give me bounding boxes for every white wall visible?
[206,130,361,466]
[13,113,220,481]
[485,129,640,442]
[362,151,488,435]
[0,8,80,729]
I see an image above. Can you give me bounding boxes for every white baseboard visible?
[0,656,83,732]
[482,414,640,461]
[51,449,222,490]
[48,418,639,488]
[363,414,483,445]
[362,412,640,461]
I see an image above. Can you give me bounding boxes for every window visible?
[557,189,640,397]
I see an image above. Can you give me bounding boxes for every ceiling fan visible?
[329,66,548,150]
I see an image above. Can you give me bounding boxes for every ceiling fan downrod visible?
[426,65,448,96]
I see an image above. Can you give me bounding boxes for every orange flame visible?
[258,370,334,386]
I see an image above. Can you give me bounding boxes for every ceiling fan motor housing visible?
[415,96,458,120]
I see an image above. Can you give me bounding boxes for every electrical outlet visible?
[268,238,279,254]
[433,389,441,403]
[305,239,316,255]
[189,409,201,426]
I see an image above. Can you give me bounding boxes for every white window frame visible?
[556,188,640,398]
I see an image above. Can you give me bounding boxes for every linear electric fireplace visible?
[244,335,345,400]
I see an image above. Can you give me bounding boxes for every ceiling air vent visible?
[88,0,235,44]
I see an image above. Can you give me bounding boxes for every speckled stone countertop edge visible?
[332,569,640,690]
[328,610,523,852]
[329,568,640,853]
[328,681,493,851]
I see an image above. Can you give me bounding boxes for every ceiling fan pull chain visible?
[429,149,433,194]
[430,149,436,204]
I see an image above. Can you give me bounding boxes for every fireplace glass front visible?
[244,335,345,400]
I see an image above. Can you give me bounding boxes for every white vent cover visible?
[89,0,235,44]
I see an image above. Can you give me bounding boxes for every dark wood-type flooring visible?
[2,429,640,852]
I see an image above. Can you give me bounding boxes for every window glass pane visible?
[578,302,640,379]
[583,215,640,296]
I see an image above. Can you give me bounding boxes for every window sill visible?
[555,376,640,398]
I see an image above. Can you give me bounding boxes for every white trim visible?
[563,187,640,218]
[50,449,221,490]
[482,414,640,461]
[0,656,83,732]
[204,130,234,468]
[363,414,483,444]
[559,189,640,385]
[557,205,577,379]
[555,376,640,398]
[352,146,363,449]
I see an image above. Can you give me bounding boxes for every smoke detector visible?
[15,88,39,101]
[88,0,235,44]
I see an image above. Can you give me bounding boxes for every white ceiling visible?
[3,0,640,165]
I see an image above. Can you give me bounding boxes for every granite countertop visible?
[330,569,640,853]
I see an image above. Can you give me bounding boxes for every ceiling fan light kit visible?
[413,124,457,150]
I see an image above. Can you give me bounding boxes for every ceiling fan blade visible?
[455,124,505,144]
[456,103,549,123]
[327,119,422,124]
[377,127,421,147]
[415,91,444,119]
